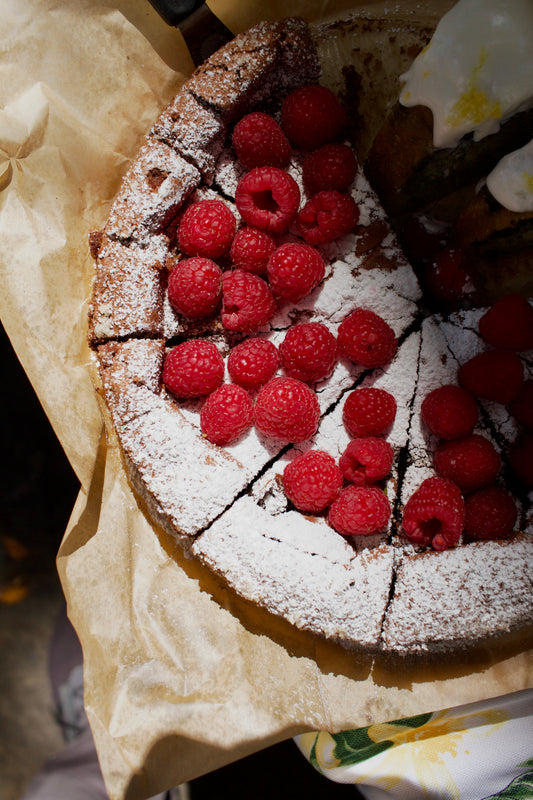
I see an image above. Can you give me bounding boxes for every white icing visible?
[400,0,533,148]
[486,137,533,212]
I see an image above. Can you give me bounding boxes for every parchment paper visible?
[1,2,532,799]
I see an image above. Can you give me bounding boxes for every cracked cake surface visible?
[88,16,533,656]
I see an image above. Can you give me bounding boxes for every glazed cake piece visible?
[381,534,533,654]
[104,140,201,244]
[88,234,170,343]
[185,18,320,121]
[193,498,395,651]
[150,89,227,184]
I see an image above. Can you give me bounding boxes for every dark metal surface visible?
[148,0,234,65]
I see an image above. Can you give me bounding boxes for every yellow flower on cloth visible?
[295,689,533,800]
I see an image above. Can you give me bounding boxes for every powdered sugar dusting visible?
[383,536,533,653]
[89,17,533,656]
[193,497,394,647]
[105,140,200,243]
[89,235,170,342]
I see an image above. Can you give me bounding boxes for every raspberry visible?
[478,293,533,351]
[339,438,394,485]
[267,242,325,303]
[402,476,465,551]
[328,485,391,536]
[509,379,533,429]
[464,486,518,541]
[281,84,347,150]
[279,322,337,384]
[235,167,300,234]
[283,450,343,513]
[509,432,533,486]
[254,376,320,443]
[227,338,279,390]
[232,112,291,170]
[421,385,479,440]
[296,190,360,245]
[302,143,357,195]
[229,226,276,276]
[433,434,501,493]
[423,248,469,302]
[200,383,254,445]
[162,340,224,399]
[343,387,397,438]
[221,269,276,333]
[458,348,524,404]
[167,256,222,319]
[178,199,236,259]
[337,308,397,369]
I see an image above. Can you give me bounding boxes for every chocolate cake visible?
[88,15,533,656]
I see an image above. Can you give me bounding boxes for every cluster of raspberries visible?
[162,84,406,537]
[163,80,532,548]
[166,84,359,333]
[404,292,533,551]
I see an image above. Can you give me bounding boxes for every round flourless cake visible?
[88,15,533,656]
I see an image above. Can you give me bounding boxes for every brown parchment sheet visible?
[1,2,532,798]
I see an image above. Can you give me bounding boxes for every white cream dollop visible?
[486,138,533,212]
[399,0,533,149]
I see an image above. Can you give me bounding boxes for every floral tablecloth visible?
[296,689,533,799]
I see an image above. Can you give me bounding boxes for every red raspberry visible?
[337,308,397,369]
[302,143,357,195]
[178,199,236,259]
[227,338,279,390]
[167,256,222,319]
[328,485,391,536]
[339,438,394,485]
[221,269,276,333]
[464,486,517,541]
[200,383,254,446]
[296,190,359,245]
[229,226,276,276]
[421,385,479,440]
[254,376,320,443]
[267,242,325,303]
[343,387,397,438]
[283,450,343,513]
[279,322,337,384]
[478,293,533,351]
[509,432,533,486]
[281,84,347,151]
[402,476,465,551]
[458,348,524,404]
[235,167,300,234]
[433,433,501,493]
[232,112,291,170]
[162,340,224,398]
[509,379,533,429]
[423,248,469,302]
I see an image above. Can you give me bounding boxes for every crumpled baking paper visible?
[1,2,531,798]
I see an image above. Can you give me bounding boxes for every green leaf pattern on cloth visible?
[482,760,533,799]
[330,712,434,768]
[295,691,533,799]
